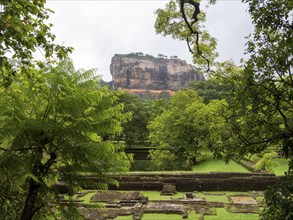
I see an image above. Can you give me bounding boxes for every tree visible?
[261,172,293,220]
[0,0,73,86]
[189,75,232,104]
[188,61,239,105]
[118,93,151,147]
[117,94,169,148]
[240,1,293,217]
[0,60,131,219]
[208,0,293,161]
[242,0,292,159]
[148,90,225,170]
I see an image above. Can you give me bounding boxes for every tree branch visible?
[180,0,210,71]
[0,146,36,152]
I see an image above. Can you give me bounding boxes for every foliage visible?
[154,0,218,70]
[207,1,293,217]
[251,152,279,172]
[205,59,292,163]
[148,90,226,170]
[117,94,168,147]
[148,149,180,171]
[158,91,171,101]
[261,166,293,220]
[0,0,73,86]
[0,60,131,219]
[189,79,230,104]
[118,93,152,147]
[189,61,239,104]
[237,0,293,159]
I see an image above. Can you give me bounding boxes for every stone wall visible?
[56,173,282,193]
[101,173,281,192]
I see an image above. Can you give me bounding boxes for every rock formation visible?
[110,53,205,95]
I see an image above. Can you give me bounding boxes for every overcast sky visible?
[46,0,253,81]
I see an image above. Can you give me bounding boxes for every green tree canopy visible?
[118,93,152,147]
[189,61,241,104]
[0,0,73,86]
[237,1,292,217]
[148,90,226,170]
[0,60,131,219]
[209,0,293,162]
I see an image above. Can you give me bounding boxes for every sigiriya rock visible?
[110,53,205,96]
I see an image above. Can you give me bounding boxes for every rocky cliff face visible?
[110,53,205,91]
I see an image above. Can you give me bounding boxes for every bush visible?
[261,162,293,220]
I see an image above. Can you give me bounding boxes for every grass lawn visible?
[114,216,132,220]
[205,208,259,220]
[271,158,289,176]
[142,213,189,220]
[131,151,250,173]
[192,152,250,173]
[195,192,229,203]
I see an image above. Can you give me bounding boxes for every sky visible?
[46,0,254,81]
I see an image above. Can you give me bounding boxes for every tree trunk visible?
[20,142,56,220]
[20,178,41,220]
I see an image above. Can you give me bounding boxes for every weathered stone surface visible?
[90,191,141,203]
[229,196,257,205]
[79,207,133,220]
[106,173,281,192]
[194,206,216,215]
[110,53,205,94]
[145,202,183,214]
[226,204,260,213]
[161,184,177,196]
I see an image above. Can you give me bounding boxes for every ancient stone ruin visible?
[110,52,205,96]
[61,190,263,220]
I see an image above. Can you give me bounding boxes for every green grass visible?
[114,215,133,220]
[195,192,229,203]
[142,213,185,220]
[271,158,289,176]
[192,152,250,173]
[142,212,201,220]
[222,191,253,196]
[205,208,259,220]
